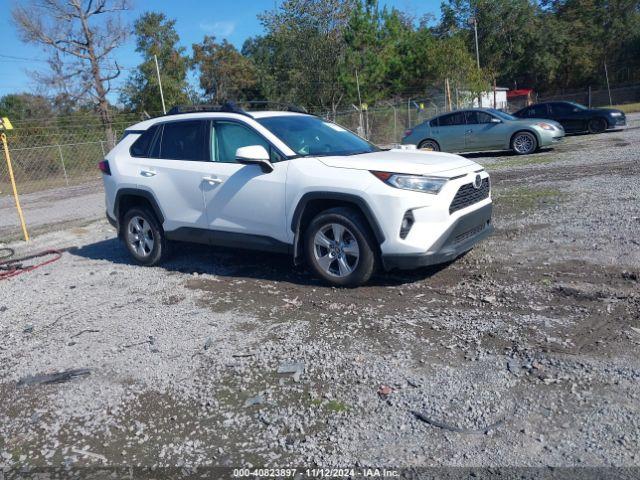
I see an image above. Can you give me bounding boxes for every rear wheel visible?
[588,117,607,134]
[304,207,376,287]
[511,131,538,155]
[418,139,440,151]
[122,207,167,266]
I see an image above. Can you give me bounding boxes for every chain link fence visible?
[0,113,145,243]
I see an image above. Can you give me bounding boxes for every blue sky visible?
[0,0,441,101]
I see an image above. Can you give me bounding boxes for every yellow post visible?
[1,117,30,242]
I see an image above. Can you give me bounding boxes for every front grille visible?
[449,178,490,214]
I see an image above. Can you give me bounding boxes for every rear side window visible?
[159,120,208,161]
[130,125,159,157]
[530,104,549,117]
[438,112,466,126]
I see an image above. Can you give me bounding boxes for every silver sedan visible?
[402,108,564,155]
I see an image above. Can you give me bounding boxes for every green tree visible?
[248,0,356,114]
[0,93,54,121]
[192,36,258,104]
[119,12,191,113]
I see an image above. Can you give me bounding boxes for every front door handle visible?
[140,169,156,177]
[202,175,223,185]
[465,129,473,135]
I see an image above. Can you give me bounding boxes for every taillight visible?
[98,160,111,175]
[404,129,413,137]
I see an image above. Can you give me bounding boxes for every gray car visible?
[402,108,565,155]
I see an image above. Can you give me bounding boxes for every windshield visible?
[257,115,379,157]
[487,109,517,121]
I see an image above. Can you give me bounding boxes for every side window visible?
[159,120,208,161]
[130,125,159,157]
[466,111,493,124]
[429,118,439,127]
[532,104,549,117]
[549,103,572,115]
[438,112,465,126]
[213,121,279,163]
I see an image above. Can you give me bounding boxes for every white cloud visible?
[198,20,236,38]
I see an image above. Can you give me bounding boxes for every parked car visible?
[402,108,564,155]
[513,101,626,134]
[100,104,493,287]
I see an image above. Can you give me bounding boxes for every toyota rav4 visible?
[100,104,493,286]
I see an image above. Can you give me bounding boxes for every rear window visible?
[130,125,159,157]
[159,120,208,161]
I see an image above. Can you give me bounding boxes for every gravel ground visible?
[0,117,639,477]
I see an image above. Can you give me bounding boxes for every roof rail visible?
[244,100,308,114]
[166,101,252,118]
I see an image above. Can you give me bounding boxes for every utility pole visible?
[154,54,167,114]
[355,69,364,137]
[604,61,612,106]
[471,17,480,70]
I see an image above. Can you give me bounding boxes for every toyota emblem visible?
[473,174,482,189]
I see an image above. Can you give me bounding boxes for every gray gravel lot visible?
[0,116,639,476]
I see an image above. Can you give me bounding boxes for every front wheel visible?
[511,131,538,155]
[588,117,607,134]
[304,207,377,287]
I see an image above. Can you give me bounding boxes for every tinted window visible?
[528,105,548,117]
[550,103,575,115]
[257,115,378,157]
[159,120,208,161]
[130,125,159,157]
[213,121,279,163]
[438,112,466,126]
[466,111,494,124]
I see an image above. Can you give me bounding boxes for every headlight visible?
[610,112,622,117]
[371,171,447,194]
[535,122,556,131]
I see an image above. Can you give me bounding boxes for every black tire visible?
[304,207,377,287]
[588,117,607,134]
[418,139,440,151]
[121,206,168,266]
[510,130,538,155]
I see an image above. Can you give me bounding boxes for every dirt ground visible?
[0,117,639,478]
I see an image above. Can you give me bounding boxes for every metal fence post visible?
[57,144,69,186]
[100,140,106,156]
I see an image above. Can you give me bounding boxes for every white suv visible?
[100,104,493,286]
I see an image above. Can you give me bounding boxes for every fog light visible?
[400,211,414,239]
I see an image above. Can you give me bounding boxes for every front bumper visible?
[381,203,493,271]
[609,117,626,128]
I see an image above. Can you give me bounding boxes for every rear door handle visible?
[202,175,223,185]
[465,129,473,135]
[140,169,156,177]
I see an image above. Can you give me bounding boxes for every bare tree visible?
[12,0,130,148]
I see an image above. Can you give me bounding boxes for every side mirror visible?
[235,145,274,173]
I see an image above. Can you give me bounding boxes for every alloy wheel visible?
[126,215,155,258]
[313,223,360,277]
[513,132,536,154]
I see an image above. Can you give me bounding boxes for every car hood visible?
[594,108,624,116]
[316,150,479,177]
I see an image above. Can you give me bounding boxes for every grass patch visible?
[311,399,350,413]
[494,186,564,211]
[612,102,640,114]
[487,155,557,171]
